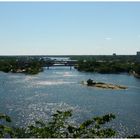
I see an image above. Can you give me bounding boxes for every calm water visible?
[0,66,140,137]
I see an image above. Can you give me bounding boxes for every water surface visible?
[0,66,140,137]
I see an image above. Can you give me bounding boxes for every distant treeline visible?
[0,56,52,74]
[0,55,140,76]
[70,55,140,62]
[70,55,140,75]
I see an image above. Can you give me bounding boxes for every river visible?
[0,66,140,137]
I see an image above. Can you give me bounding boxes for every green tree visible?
[133,63,140,75]
[0,110,116,138]
[17,110,116,138]
[87,79,94,86]
[0,113,14,138]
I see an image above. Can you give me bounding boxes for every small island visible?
[82,79,127,90]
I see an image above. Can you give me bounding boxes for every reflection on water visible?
[33,80,76,86]
[0,67,140,137]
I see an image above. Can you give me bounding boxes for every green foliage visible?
[1,110,140,138]
[25,110,116,138]
[12,127,28,138]
[26,61,43,75]
[70,55,139,63]
[76,59,135,74]
[133,63,140,74]
[0,113,14,138]
[127,134,140,138]
[77,60,96,72]
[87,79,94,86]
[0,56,139,75]
[0,110,117,138]
[0,57,44,75]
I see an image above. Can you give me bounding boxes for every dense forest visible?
[71,55,140,76]
[0,55,140,76]
[0,55,140,77]
[0,56,53,74]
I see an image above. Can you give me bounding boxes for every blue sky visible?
[0,2,140,55]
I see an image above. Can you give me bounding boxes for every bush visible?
[0,110,116,138]
[87,79,93,86]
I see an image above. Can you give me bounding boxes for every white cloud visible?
[105,37,112,41]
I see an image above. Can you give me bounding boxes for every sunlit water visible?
[0,66,140,137]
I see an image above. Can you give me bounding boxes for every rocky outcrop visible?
[81,79,127,90]
[133,71,140,78]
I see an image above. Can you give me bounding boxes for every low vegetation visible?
[1,110,140,138]
[0,110,117,138]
